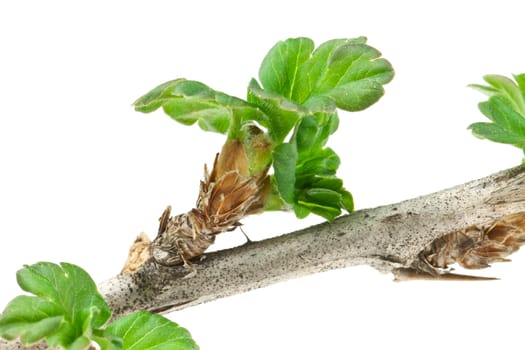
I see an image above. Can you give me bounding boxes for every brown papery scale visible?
[422,211,525,270]
[149,139,270,269]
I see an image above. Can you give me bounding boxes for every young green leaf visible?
[293,112,339,158]
[0,262,116,350]
[106,312,199,350]
[514,73,525,96]
[246,78,305,143]
[469,74,525,116]
[257,37,394,111]
[479,97,525,136]
[469,74,525,153]
[92,329,123,350]
[292,38,364,104]
[134,79,263,134]
[469,122,525,145]
[271,114,353,220]
[272,143,298,204]
[258,37,315,100]
[0,296,63,345]
[296,188,346,219]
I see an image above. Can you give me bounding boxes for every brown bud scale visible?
[421,211,525,270]
[151,141,269,268]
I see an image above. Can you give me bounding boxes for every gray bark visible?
[3,164,525,350]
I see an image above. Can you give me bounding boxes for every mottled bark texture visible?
[3,165,525,350]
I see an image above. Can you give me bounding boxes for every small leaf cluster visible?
[469,74,525,155]
[0,262,198,350]
[134,37,394,220]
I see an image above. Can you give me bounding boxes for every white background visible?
[1,1,525,349]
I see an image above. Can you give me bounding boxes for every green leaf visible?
[247,79,305,143]
[292,114,339,159]
[294,115,320,153]
[483,75,525,115]
[515,74,525,121]
[293,203,312,219]
[469,74,525,154]
[272,143,298,203]
[469,74,525,116]
[469,122,525,145]
[295,184,353,221]
[291,38,363,104]
[162,99,230,133]
[0,296,63,344]
[258,37,315,100]
[296,146,340,173]
[271,113,353,220]
[514,73,525,96]
[92,329,123,350]
[0,262,115,349]
[302,188,343,208]
[107,312,198,350]
[340,189,354,212]
[479,97,525,135]
[471,96,525,148]
[307,40,394,111]
[134,79,262,135]
[308,175,343,190]
[257,37,394,111]
[295,200,341,221]
[469,83,498,96]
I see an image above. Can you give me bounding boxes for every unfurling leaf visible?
[0,296,63,345]
[469,122,525,146]
[258,37,394,111]
[272,114,353,220]
[469,74,525,116]
[272,143,298,204]
[246,79,305,143]
[134,79,262,134]
[259,37,315,100]
[469,74,525,155]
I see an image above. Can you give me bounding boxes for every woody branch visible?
[3,164,525,350]
[102,164,525,318]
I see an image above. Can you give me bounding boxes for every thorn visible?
[393,268,499,282]
[239,226,253,244]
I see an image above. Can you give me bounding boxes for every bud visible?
[150,136,271,268]
[241,124,273,177]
